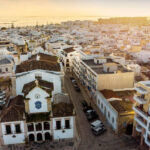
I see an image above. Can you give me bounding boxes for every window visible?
[56,120,61,130]
[6,125,11,134]
[35,73,42,79]
[101,103,103,109]
[44,122,50,130]
[141,94,145,99]
[112,117,115,124]
[98,99,100,105]
[108,112,110,119]
[66,64,70,67]
[0,69,2,73]
[6,68,8,72]
[28,123,34,132]
[36,123,42,131]
[65,120,70,129]
[15,124,21,133]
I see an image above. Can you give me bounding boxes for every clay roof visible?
[63,47,75,53]
[15,53,60,73]
[22,79,54,96]
[109,100,133,113]
[101,90,120,99]
[0,95,25,122]
[52,102,74,117]
[26,112,50,122]
[100,89,135,102]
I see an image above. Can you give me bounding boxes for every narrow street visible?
[64,73,139,150]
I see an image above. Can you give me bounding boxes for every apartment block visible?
[132,81,150,149]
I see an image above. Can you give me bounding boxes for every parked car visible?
[81,100,88,107]
[91,120,104,130]
[73,82,78,88]
[72,79,76,83]
[75,87,80,92]
[83,106,93,113]
[92,127,106,136]
[70,77,75,81]
[86,110,98,121]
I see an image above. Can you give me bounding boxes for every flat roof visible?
[82,59,131,74]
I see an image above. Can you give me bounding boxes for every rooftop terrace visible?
[82,59,132,74]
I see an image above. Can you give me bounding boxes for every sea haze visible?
[0,16,100,27]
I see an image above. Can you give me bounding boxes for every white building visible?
[60,47,79,72]
[0,56,14,76]
[0,53,75,145]
[96,90,134,133]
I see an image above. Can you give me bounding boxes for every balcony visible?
[135,87,148,94]
[134,96,147,104]
[133,106,148,120]
[136,124,142,132]
[134,116,147,129]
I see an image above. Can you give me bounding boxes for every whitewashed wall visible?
[26,87,49,113]
[15,70,62,96]
[96,91,118,130]
[1,121,25,145]
[52,117,74,140]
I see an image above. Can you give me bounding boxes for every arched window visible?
[37,133,42,141]
[44,122,50,130]
[45,132,50,140]
[36,123,42,131]
[29,134,35,142]
[27,123,34,132]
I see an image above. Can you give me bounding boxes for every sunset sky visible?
[0,0,150,17]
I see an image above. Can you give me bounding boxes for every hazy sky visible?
[0,0,150,17]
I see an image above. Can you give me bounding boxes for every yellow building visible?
[129,45,141,53]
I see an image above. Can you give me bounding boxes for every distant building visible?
[0,57,14,76]
[60,47,79,72]
[98,17,148,24]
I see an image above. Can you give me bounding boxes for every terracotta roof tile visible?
[16,53,60,73]
[63,47,75,53]
[0,95,25,122]
[22,79,54,96]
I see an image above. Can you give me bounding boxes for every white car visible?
[91,120,104,130]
